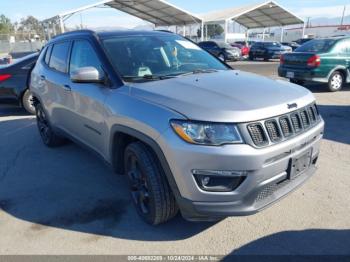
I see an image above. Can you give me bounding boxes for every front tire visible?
[22,89,35,114]
[35,103,66,147]
[328,71,344,92]
[124,142,178,225]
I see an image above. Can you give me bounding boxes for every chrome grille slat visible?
[246,104,320,148]
[265,120,282,142]
[247,124,268,146]
[291,113,302,133]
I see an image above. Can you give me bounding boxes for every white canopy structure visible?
[42,0,201,38]
[42,0,304,42]
[201,1,305,41]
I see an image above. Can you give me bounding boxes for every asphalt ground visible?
[0,61,349,256]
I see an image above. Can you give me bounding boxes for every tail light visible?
[0,74,12,82]
[307,55,321,67]
[280,55,285,65]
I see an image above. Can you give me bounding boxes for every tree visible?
[17,15,43,39]
[197,24,224,38]
[0,14,14,34]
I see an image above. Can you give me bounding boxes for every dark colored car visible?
[231,43,250,57]
[282,42,301,51]
[198,41,241,62]
[0,53,38,114]
[249,42,292,61]
[279,37,350,92]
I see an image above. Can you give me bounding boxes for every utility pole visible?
[340,5,346,26]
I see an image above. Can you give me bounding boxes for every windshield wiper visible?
[173,69,219,77]
[123,74,176,82]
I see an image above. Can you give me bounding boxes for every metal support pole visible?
[302,22,306,38]
[59,16,65,34]
[201,22,204,41]
[205,24,208,40]
[280,27,284,42]
[183,25,186,36]
[262,28,266,41]
[224,20,228,42]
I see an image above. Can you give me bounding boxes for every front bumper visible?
[157,120,324,221]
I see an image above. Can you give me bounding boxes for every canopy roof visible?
[105,0,202,26]
[43,0,202,27]
[201,1,304,28]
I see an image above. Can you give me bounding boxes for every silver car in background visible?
[30,30,324,225]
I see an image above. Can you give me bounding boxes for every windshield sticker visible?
[176,40,201,50]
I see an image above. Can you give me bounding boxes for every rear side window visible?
[49,42,70,73]
[69,40,102,74]
[335,40,350,54]
[44,45,53,65]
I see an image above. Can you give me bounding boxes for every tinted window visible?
[44,45,52,65]
[296,39,336,53]
[70,40,102,74]
[263,42,281,47]
[49,42,70,73]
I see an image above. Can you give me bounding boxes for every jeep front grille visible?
[246,104,320,147]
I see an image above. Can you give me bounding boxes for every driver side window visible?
[69,40,102,74]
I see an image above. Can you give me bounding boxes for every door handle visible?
[63,84,71,91]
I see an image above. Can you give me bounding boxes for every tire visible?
[35,103,66,147]
[218,53,225,62]
[22,89,35,115]
[328,71,344,92]
[249,54,254,61]
[124,141,178,225]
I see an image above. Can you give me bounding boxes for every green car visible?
[278,37,350,92]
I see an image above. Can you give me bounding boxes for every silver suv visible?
[30,30,324,225]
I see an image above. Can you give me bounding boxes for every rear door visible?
[335,39,350,80]
[44,41,73,129]
[67,39,109,155]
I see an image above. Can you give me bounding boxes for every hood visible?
[128,70,315,123]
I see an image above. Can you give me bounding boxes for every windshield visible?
[102,35,228,82]
[295,39,336,53]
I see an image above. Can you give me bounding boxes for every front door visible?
[66,39,109,155]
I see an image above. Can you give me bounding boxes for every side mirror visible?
[70,67,104,84]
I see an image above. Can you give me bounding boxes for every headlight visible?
[170,120,243,146]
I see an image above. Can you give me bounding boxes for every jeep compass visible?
[30,30,324,225]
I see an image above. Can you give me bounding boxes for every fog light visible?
[193,170,247,192]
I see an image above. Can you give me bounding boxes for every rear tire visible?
[124,141,178,225]
[35,103,66,147]
[328,71,344,92]
[22,89,35,115]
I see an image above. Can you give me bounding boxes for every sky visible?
[1,0,349,28]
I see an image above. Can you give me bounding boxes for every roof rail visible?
[52,29,96,39]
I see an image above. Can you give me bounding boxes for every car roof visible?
[49,29,176,44]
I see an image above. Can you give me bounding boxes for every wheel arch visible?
[109,125,182,200]
[327,66,348,81]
